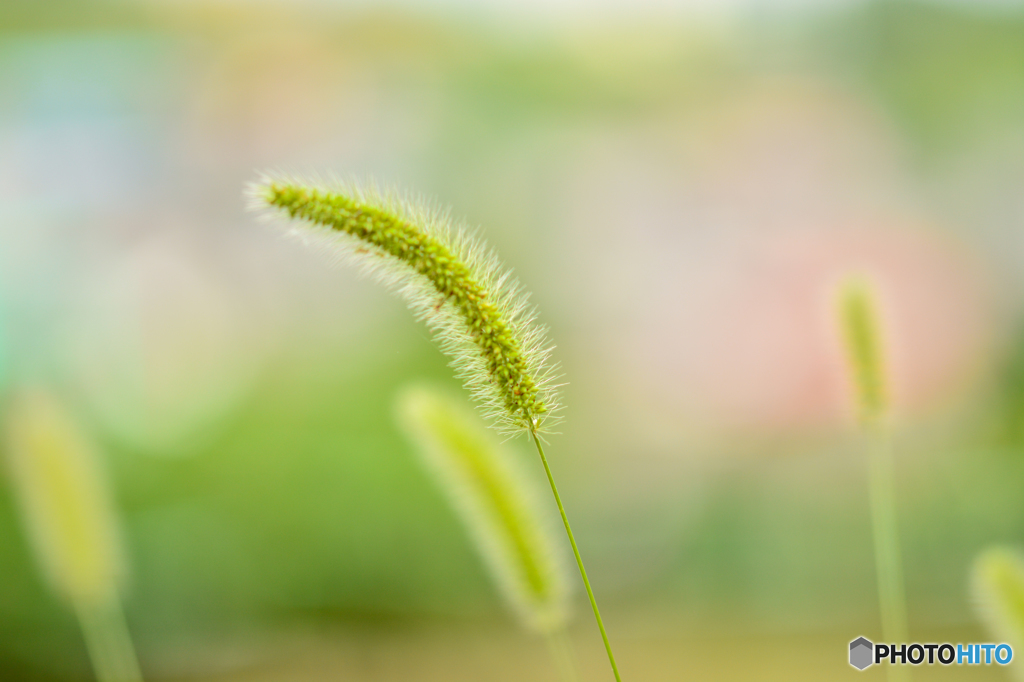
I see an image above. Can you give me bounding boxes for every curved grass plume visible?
[251,175,560,436]
[3,388,142,682]
[837,278,909,682]
[396,385,568,633]
[253,175,622,681]
[972,547,1024,657]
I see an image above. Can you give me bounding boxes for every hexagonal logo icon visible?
[850,637,874,670]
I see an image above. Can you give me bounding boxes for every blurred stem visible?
[867,425,910,682]
[530,428,622,682]
[75,597,143,682]
[545,628,579,682]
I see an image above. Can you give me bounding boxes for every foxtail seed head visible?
[250,175,561,435]
[971,547,1024,651]
[3,388,126,607]
[397,384,569,633]
[837,278,889,427]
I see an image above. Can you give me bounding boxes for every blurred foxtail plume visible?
[837,277,909,682]
[397,384,570,633]
[3,388,142,682]
[972,547,1024,672]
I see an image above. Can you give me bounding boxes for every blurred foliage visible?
[1,0,1024,680]
[859,1,1024,155]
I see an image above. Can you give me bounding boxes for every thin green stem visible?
[530,428,622,682]
[75,597,143,682]
[866,425,910,682]
[545,628,579,682]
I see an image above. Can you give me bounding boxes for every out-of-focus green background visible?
[2,0,1024,679]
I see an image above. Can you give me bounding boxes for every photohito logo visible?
[849,637,1013,670]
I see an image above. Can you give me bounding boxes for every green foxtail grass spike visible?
[972,547,1024,658]
[837,278,909,682]
[838,278,888,427]
[3,388,142,682]
[397,384,569,633]
[252,175,622,682]
[250,174,561,436]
